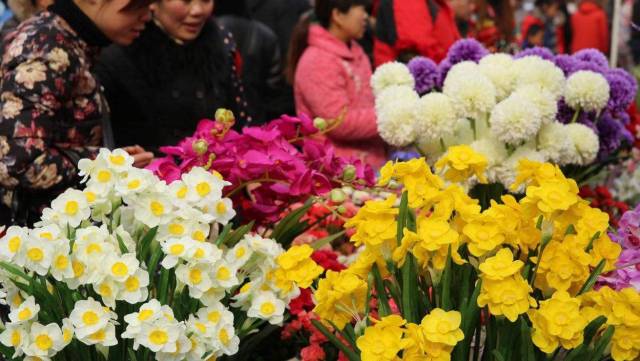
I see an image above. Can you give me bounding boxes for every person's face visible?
[529,31,544,46]
[92,0,151,45]
[151,0,214,42]
[543,2,559,17]
[332,5,368,40]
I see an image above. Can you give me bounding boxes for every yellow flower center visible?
[216,266,231,281]
[10,330,20,346]
[216,201,227,214]
[18,308,31,321]
[149,330,168,345]
[8,236,20,253]
[82,311,99,326]
[99,284,112,297]
[89,329,106,342]
[55,255,69,270]
[239,283,252,294]
[196,182,211,197]
[127,179,141,190]
[27,248,44,262]
[138,309,154,321]
[436,321,450,334]
[110,155,125,165]
[40,232,53,240]
[72,261,85,277]
[190,269,202,284]
[65,201,79,216]
[85,191,96,203]
[169,223,185,236]
[169,244,185,255]
[555,313,569,325]
[63,329,72,343]
[195,322,206,333]
[150,201,164,216]
[208,311,221,323]
[111,262,128,277]
[125,276,140,292]
[97,170,111,183]
[86,242,102,254]
[35,334,53,351]
[193,230,206,242]
[194,248,205,259]
[235,247,246,259]
[260,302,275,316]
[219,329,230,345]
[176,186,188,199]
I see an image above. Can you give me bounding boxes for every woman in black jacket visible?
[96,0,251,154]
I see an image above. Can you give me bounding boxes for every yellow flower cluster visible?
[356,310,464,361]
[344,195,398,257]
[272,245,323,293]
[581,287,640,361]
[435,145,488,183]
[477,249,536,321]
[529,291,588,353]
[313,269,368,329]
[379,158,444,209]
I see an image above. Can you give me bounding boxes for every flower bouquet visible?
[148,110,375,226]
[0,148,326,361]
[371,40,637,190]
[308,149,640,361]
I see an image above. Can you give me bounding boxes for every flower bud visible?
[313,117,327,131]
[330,189,346,204]
[215,108,235,124]
[192,139,209,155]
[336,205,347,214]
[342,165,356,182]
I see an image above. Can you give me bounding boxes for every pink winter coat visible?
[294,25,387,168]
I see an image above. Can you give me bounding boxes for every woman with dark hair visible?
[0,0,153,226]
[289,0,386,168]
[96,0,250,152]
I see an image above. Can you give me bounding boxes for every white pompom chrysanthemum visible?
[371,62,415,96]
[413,92,457,141]
[469,137,508,183]
[478,54,516,101]
[375,85,419,147]
[489,94,542,145]
[564,70,610,112]
[513,85,557,124]
[513,56,565,99]
[443,70,496,120]
[536,122,573,164]
[564,123,600,165]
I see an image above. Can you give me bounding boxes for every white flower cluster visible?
[371,55,605,191]
[0,148,308,360]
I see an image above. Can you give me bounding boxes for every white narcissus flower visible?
[93,278,119,309]
[30,224,62,243]
[513,84,558,124]
[185,241,223,265]
[25,322,65,358]
[22,237,53,276]
[565,123,600,165]
[9,296,39,324]
[119,268,150,304]
[83,322,117,347]
[479,53,516,101]
[86,161,116,194]
[0,322,29,357]
[50,242,73,281]
[371,61,414,96]
[176,263,213,298]
[156,334,192,361]
[158,217,192,241]
[489,93,542,145]
[210,198,236,225]
[225,239,253,268]
[133,190,174,228]
[60,318,74,347]
[196,302,235,331]
[537,122,574,165]
[98,148,134,173]
[247,291,286,325]
[161,237,193,269]
[413,92,457,142]
[443,70,496,121]
[213,322,240,356]
[211,260,240,289]
[0,226,29,262]
[565,70,610,112]
[182,167,229,207]
[69,298,110,340]
[104,253,139,282]
[199,287,227,307]
[115,167,154,197]
[122,299,164,342]
[50,189,90,228]
[138,321,181,353]
[375,85,420,147]
[244,234,283,259]
[513,56,566,99]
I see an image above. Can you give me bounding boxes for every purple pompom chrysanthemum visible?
[596,112,627,159]
[573,48,609,68]
[569,60,607,75]
[445,38,489,64]
[557,98,596,123]
[408,56,439,94]
[554,54,577,75]
[514,46,555,61]
[606,68,638,113]
[437,58,453,88]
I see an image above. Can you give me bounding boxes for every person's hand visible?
[123,145,154,168]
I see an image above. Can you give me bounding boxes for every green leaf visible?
[271,202,312,241]
[215,222,234,247]
[311,319,360,361]
[0,261,32,282]
[137,226,158,261]
[492,350,506,361]
[311,230,346,250]
[402,254,419,323]
[583,315,607,345]
[372,264,391,317]
[585,232,601,252]
[578,259,606,295]
[115,234,129,254]
[147,247,163,281]
[224,221,255,247]
[519,317,536,361]
[564,344,588,361]
[589,325,614,361]
[158,268,171,305]
[440,246,453,310]
[396,192,409,246]
[127,349,138,361]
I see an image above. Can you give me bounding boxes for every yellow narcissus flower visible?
[477,273,536,322]
[522,178,580,219]
[435,145,488,183]
[356,315,410,361]
[529,291,588,354]
[463,214,505,257]
[611,325,640,361]
[274,244,323,289]
[420,309,464,346]
[404,323,455,361]
[589,234,622,272]
[510,159,565,191]
[417,216,459,252]
[478,248,523,281]
[535,238,591,293]
[344,195,398,254]
[313,270,367,330]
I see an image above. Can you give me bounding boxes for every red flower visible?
[312,249,346,272]
[289,288,315,315]
[300,343,325,361]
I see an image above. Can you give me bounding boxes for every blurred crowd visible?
[0,0,635,226]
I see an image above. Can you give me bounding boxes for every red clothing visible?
[520,13,566,53]
[571,1,609,54]
[294,25,386,168]
[374,0,460,66]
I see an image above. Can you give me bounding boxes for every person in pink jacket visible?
[287,0,387,168]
